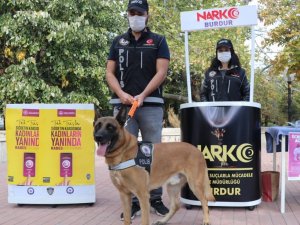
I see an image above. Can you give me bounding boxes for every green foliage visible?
[257,0,300,123]
[1,0,298,124]
[258,0,300,79]
[254,69,286,125]
[0,0,127,114]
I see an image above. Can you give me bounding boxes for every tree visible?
[0,0,255,123]
[0,0,127,114]
[258,0,300,80]
[254,68,287,125]
[257,0,300,123]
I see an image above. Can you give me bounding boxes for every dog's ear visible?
[115,105,128,127]
[93,108,102,126]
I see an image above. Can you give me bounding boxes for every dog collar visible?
[109,159,136,171]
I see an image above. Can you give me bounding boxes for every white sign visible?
[181,5,258,31]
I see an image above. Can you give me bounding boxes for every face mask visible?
[128,15,146,32]
[217,51,231,63]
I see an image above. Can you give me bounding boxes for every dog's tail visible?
[204,167,216,202]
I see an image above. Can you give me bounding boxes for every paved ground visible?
[0,132,300,225]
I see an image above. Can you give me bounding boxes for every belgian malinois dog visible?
[94,106,215,225]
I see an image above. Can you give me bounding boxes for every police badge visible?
[119,38,129,46]
[209,71,216,77]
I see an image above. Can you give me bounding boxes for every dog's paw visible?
[152,221,166,225]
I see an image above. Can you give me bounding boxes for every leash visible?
[124,100,138,127]
[109,100,138,170]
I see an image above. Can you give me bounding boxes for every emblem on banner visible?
[66,187,74,194]
[86,173,91,180]
[211,128,227,167]
[211,128,225,145]
[27,187,34,195]
[47,187,54,195]
[8,176,14,182]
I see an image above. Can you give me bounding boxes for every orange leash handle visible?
[128,100,138,118]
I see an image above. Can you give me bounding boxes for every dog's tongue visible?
[97,144,108,157]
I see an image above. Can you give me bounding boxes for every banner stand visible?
[6,104,96,205]
[180,102,261,209]
[180,6,261,209]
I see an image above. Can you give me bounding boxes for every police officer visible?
[200,38,250,101]
[106,0,170,221]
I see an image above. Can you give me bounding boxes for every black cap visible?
[127,0,149,12]
[216,39,233,50]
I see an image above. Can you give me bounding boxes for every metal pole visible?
[288,81,292,122]
[184,31,192,103]
[249,26,256,102]
[281,135,286,213]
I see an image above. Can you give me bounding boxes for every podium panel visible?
[180,102,261,207]
[6,104,95,204]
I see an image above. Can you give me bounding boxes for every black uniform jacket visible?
[108,28,170,105]
[200,66,250,102]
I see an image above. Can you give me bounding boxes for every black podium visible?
[180,102,261,207]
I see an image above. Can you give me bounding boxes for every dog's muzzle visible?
[94,134,104,144]
[94,134,111,157]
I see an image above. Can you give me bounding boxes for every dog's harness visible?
[109,159,136,170]
[109,142,154,171]
[109,102,154,171]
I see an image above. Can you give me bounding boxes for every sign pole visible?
[250,26,256,102]
[184,31,192,103]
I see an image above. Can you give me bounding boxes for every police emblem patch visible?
[119,38,129,46]
[209,71,216,77]
[146,39,154,44]
[141,145,151,157]
[135,142,154,173]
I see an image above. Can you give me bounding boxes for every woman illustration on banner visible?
[293,144,300,161]
[200,38,250,102]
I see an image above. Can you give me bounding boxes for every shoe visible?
[120,202,141,221]
[150,200,169,216]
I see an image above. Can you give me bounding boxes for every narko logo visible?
[197,8,239,21]
[198,143,254,163]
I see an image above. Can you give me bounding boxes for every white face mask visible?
[128,15,146,32]
[217,51,231,63]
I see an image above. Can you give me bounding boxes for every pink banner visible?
[288,132,300,180]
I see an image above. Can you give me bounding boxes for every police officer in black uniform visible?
[106,0,170,221]
[200,38,250,101]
